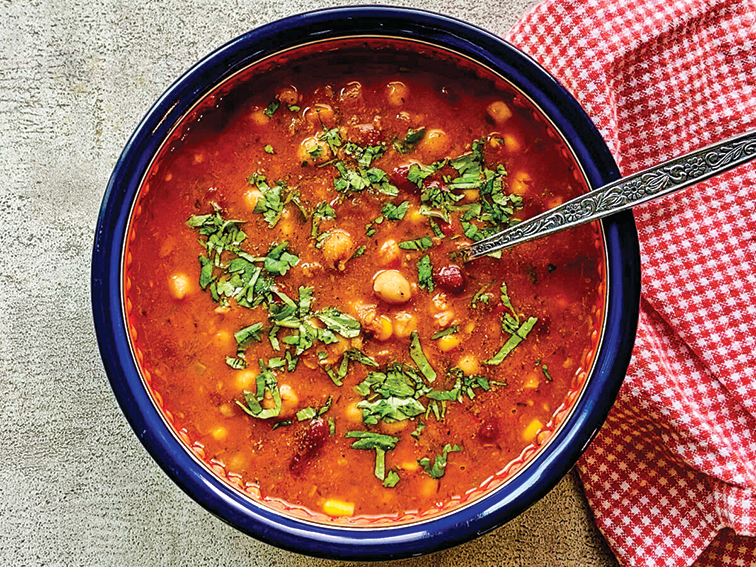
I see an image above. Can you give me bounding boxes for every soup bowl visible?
[91,6,639,561]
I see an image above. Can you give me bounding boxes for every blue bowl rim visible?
[91,5,640,561]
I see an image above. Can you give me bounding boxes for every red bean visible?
[350,123,384,146]
[478,418,500,443]
[436,219,455,236]
[290,418,329,474]
[390,163,419,193]
[436,264,466,294]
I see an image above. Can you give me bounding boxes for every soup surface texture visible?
[125,40,605,523]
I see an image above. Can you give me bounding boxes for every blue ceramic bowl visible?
[92,6,640,561]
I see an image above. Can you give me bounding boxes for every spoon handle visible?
[464,129,756,260]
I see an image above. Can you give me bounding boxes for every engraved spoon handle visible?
[464,129,756,261]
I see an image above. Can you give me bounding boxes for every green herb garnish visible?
[263,100,280,118]
[409,331,436,382]
[431,325,459,340]
[417,254,434,293]
[346,431,399,481]
[418,444,462,479]
[484,316,538,365]
[393,127,426,154]
[398,236,433,251]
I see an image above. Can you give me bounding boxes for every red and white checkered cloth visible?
[506,1,756,565]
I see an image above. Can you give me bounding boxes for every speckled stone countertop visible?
[0,0,619,565]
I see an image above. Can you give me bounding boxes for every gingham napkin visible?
[506,1,756,565]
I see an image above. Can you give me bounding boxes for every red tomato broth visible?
[124,38,606,525]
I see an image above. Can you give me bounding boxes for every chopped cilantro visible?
[225,355,247,369]
[263,100,280,118]
[263,241,299,276]
[409,331,436,382]
[381,200,410,221]
[319,127,342,154]
[398,236,433,251]
[484,316,538,365]
[311,202,337,238]
[314,307,361,338]
[235,360,282,419]
[407,160,446,188]
[417,254,434,293]
[418,444,462,479]
[249,174,301,228]
[264,144,275,154]
[431,325,459,340]
[411,421,426,440]
[382,469,401,488]
[349,245,366,260]
[499,282,517,319]
[296,396,333,422]
[346,431,399,481]
[393,127,426,154]
[542,364,553,383]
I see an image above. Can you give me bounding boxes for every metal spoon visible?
[462,129,756,261]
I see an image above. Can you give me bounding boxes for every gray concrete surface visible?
[0,0,620,565]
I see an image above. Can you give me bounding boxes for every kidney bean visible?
[390,163,419,193]
[435,264,466,294]
[289,418,329,475]
[478,418,500,443]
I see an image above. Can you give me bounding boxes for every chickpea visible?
[352,301,377,325]
[418,128,450,162]
[321,229,354,270]
[279,384,298,404]
[392,312,417,338]
[522,419,544,443]
[304,103,335,127]
[373,270,412,304]
[373,315,393,341]
[339,81,364,107]
[208,330,235,352]
[279,383,299,416]
[235,370,256,391]
[297,135,332,165]
[487,100,513,124]
[345,401,363,423]
[419,478,440,497]
[249,107,270,126]
[378,239,402,266]
[404,206,425,224]
[502,133,522,153]
[211,426,228,441]
[168,273,193,299]
[385,81,410,106]
[218,404,235,418]
[434,310,456,328]
[510,171,533,195]
[243,187,263,211]
[276,85,300,106]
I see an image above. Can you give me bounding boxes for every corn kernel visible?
[457,354,480,375]
[323,499,355,517]
[437,334,461,352]
[211,426,228,441]
[487,100,513,124]
[522,419,544,443]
